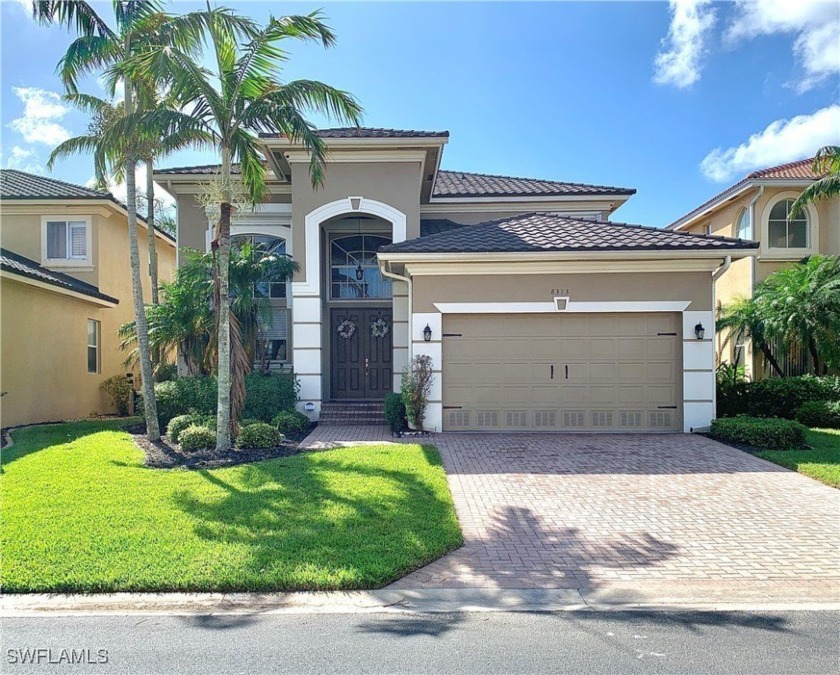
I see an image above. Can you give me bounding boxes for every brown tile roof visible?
[0,248,119,304]
[259,127,449,139]
[380,213,758,254]
[0,169,108,199]
[433,170,635,198]
[668,157,821,230]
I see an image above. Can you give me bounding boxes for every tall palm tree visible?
[127,9,362,449]
[790,146,840,218]
[33,1,241,441]
[754,255,840,375]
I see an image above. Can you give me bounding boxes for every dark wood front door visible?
[330,308,393,400]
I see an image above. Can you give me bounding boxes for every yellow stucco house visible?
[0,169,176,427]
[668,158,840,379]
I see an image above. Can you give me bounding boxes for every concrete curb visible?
[3,588,839,617]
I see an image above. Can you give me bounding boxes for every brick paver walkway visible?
[299,427,840,591]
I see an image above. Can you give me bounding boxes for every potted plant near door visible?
[401,355,434,430]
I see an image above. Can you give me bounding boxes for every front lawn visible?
[754,428,840,488]
[1,419,462,593]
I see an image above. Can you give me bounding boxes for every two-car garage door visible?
[442,313,682,432]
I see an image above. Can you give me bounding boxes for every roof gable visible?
[380,213,758,254]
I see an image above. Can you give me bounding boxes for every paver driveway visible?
[387,433,840,590]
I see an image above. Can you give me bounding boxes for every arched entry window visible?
[232,234,290,364]
[767,199,808,249]
[330,234,392,299]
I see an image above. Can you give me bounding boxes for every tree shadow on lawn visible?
[0,419,129,472]
[170,450,462,591]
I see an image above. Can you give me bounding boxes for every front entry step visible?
[319,401,386,426]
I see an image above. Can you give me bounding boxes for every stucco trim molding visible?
[294,197,407,297]
[432,300,692,314]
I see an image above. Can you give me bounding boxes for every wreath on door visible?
[337,319,356,339]
[371,318,390,339]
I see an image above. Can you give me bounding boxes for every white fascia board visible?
[1,270,118,307]
[432,300,691,314]
[261,136,449,149]
[284,149,427,164]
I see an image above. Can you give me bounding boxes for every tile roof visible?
[433,170,635,198]
[668,157,821,229]
[0,248,119,304]
[379,213,758,254]
[420,219,468,237]
[259,127,449,139]
[0,169,109,199]
[156,163,239,176]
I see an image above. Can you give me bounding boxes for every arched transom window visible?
[735,207,751,240]
[330,234,392,299]
[768,199,808,249]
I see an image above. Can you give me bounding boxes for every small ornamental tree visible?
[401,355,434,430]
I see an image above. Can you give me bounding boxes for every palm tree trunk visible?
[758,341,785,377]
[808,339,822,375]
[215,145,233,451]
[125,83,160,440]
[146,157,159,305]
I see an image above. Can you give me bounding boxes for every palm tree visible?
[33,1,243,441]
[717,297,785,377]
[754,255,840,375]
[127,9,362,449]
[790,146,840,218]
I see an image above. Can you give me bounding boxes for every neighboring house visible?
[667,158,840,379]
[0,170,176,427]
[156,127,756,433]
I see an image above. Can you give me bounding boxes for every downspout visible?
[380,259,413,384]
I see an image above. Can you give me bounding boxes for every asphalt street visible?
[2,610,838,674]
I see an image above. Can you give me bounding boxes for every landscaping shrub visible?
[167,414,217,443]
[715,364,749,418]
[178,425,216,452]
[708,415,807,450]
[239,418,262,429]
[151,373,299,426]
[742,375,840,419]
[236,422,282,449]
[100,375,133,416]
[154,362,178,383]
[795,401,840,429]
[272,410,310,435]
[384,392,407,433]
[243,372,299,422]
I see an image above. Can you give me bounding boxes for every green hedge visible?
[179,425,216,452]
[384,393,406,433]
[709,416,807,451]
[150,373,299,426]
[717,375,840,419]
[235,423,283,450]
[271,410,310,435]
[795,400,840,429]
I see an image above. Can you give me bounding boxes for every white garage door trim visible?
[412,302,714,433]
[433,300,692,314]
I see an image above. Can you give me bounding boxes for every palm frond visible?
[58,34,122,92]
[34,0,114,38]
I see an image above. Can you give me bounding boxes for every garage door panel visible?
[443,313,682,431]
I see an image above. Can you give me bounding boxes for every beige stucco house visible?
[667,158,840,379]
[0,170,176,427]
[156,127,757,433]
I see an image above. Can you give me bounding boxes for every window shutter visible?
[47,221,67,258]
[70,223,87,257]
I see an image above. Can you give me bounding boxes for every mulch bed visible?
[127,422,314,470]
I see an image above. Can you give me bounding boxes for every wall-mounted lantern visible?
[423,324,432,342]
[694,323,705,340]
[355,263,364,281]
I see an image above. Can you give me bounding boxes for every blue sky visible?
[2,1,838,227]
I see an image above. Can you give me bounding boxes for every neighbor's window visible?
[768,199,808,249]
[735,207,751,239]
[330,234,392,299]
[47,220,88,260]
[87,319,100,374]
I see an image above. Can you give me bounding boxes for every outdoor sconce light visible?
[355,263,364,281]
[695,323,705,340]
[304,402,316,413]
[423,324,432,342]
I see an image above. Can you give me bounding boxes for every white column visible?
[292,292,322,420]
[682,310,715,432]
[411,312,443,432]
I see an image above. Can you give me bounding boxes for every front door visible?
[330,308,393,400]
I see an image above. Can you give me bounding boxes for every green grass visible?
[1,419,462,593]
[754,428,840,488]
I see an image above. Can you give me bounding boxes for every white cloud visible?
[2,145,43,174]
[107,164,176,216]
[726,0,840,92]
[653,0,717,89]
[700,105,840,182]
[7,87,71,146]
